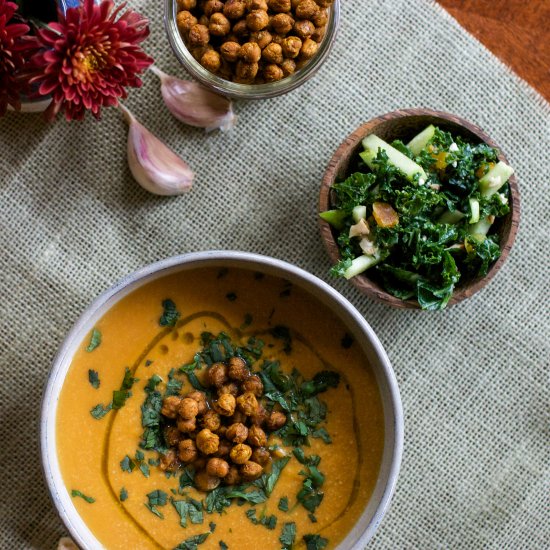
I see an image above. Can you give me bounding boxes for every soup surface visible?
[56,266,384,549]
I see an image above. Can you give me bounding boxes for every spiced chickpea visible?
[251,446,271,466]
[293,19,314,39]
[311,25,325,43]
[194,470,220,492]
[198,14,210,26]
[247,425,268,447]
[202,409,222,431]
[281,58,296,76]
[188,23,210,46]
[232,19,249,37]
[224,0,246,20]
[193,456,207,471]
[176,11,198,34]
[266,410,287,430]
[224,465,241,485]
[177,0,196,10]
[241,375,264,397]
[220,41,241,62]
[160,449,180,471]
[312,7,327,27]
[295,0,319,19]
[241,461,263,481]
[219,60,233,80]
[237,392,259,416]
[164,426,181,447]
[226,422,248,443]
[271,13,294,34]
[228,356,249,381]
[249,30,272,48]
[235,60,259,81]
[218,382,239,398]
[239,42,262,63]
[250,404,269,426]
[290,0,300,8]
[161,396,182,419]
[196,429,220,455]
[246,9,270,31]
[299,37,318,59]
[209,12,231,36]
[281,35,302,58]
[230,443,253,464]
[230,410,248,424]
[246,0,268,10]
[178,397,199,420]
[177,417,197,433]
[187,390,208,415]
[214,439,232,457]
[178,439,199,463]
[213,393,236,416]
[207,362,228,387]
[206,457,230,478]
[203,0,223,17]
[268,0,291,12]
[262,43,283,64]
[314,0,332,7]
[271,33,285,45]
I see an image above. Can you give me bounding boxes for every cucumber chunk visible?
[479,161,514,198]
[468,216,493,236]
[352,205,367,222]
[468,198,480,224]
[319,209,347,230]
[360,134,427,183]
[438,210,465,224]
[343,252,383,280]
[407,124,436,155]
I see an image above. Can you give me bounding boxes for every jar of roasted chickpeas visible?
[165,0,341,99]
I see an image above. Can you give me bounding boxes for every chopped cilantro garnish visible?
[159,298,180,327]
[209,521,216,533]
[311,428,332,444]
[279,522,296,549]
[145,490,168,519]
[303,534,328,550]
[219,542,228,550]
[254,457,290,496]
[240,313,253,329]
[269,325,292,353]
[278,497,289,512]
[246,508,277,530]
[90,402,112,419]
[112,367,136,409]
[165,368,183,396]
[171,497,204,527]
[85,328,101,352]
[145,359,153,366]
[119,488,128,502]
[88,369,100,389]
[174,532,210,550]
[71,490,95,503]
[120,455,135,473]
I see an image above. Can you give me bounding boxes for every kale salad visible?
[321,125,514,310]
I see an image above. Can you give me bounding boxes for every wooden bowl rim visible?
[318,108,521,310]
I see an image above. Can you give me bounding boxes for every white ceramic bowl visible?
[41,251,403,549]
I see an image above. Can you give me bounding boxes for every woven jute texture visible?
[1,0,549,548]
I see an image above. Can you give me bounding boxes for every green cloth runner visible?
[0,1,548,548]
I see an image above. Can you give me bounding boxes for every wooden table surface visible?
[438,0,550,101]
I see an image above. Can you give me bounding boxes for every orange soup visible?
[56,266,384,549]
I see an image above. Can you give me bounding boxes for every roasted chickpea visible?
[299,37,318,59]
[224,0,246,20]
[194,470,221,492]
[246,9,270,31]
[314,0,332,7]
[176,10,198,34]
[198,14,210,26]
[246,0,268,10]
[271,33,285,45]
[193,457,207,471]
[241,461,263,481]
[235,60,259,81]
[232,19,250,37]
[266,410,287,431]
[187,390,208,415]
[239,42,262,63]
[262,42,283,64]
[213,393,236,416]
[196,429,220,455]
[312,7,328,27]
[271,13,294,34]
[177,417,197,433]
[281,35,302,58]
[311,25,325,43]
[214,439,232,458]
[216,425,228,438]
[231,410,247,424]
[177,0,196,9]
[247,425,268,447]
[268,0,291,12]
[237,392,259,416]
[228,356,249,381]
[161,396,182,419]
[188,23,210,46]
[178,439,199,463]
[241,375,264,397]
[160,448,180,471]
[251,446,271,466]
[250,404,269,426]
[220,41,241,62]
[218,382,239,397]
[206,457,230,478]
[207,362,228,387]
[209,12,231,36]
[202,409,222,431]
[293,19,314,39]
[295,0,319,19]
[224,465,241,485]
[226,422,249,444]
[281,58,296,76]
[249,30,273,49]
[164,426,181,447]
[204,0,223,17]
[230,443,253,464]
[178,397,199,419]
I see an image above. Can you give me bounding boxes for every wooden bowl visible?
[318,108,520,309]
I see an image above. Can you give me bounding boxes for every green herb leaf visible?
[120,488,128,502]
[112,367,136,410]
[120,455,135,473]
[254,457,290,496]
[71,490,95,503]
[278,496,289,512]
[145,503,164,519]
[86,329,101,352]
[147,490,168,507]
[90,402,112,419]
[303,534,328,550]
[174,533,210,550]
[88,369,100,389]
[311,428,332,444]
[160,298,180,327]
[279,522,296,549]
[219,542,228,550]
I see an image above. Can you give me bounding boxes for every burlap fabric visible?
[1,0,548,548]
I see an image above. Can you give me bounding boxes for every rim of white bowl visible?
[41,251,403,549]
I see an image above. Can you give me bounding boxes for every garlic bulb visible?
[150,66,236,132]
[119,104,194,196]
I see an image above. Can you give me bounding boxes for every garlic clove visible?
[150,65,236,132]
[119,104,194,196]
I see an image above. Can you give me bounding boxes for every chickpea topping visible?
[271,13,294,34]
[239,42,262,63]
[220,41,241,62]
[226,422,249,443]
[177,0,196,9]
[281,35,302,58]
[281,58,296,76]
[209,12,231,36]
[232,19,250,37]
[311,25,325,43]
[268,0,291,12]
[247,425,268,447]
[314,0,332,6]
[161,395,182,419]
[231,410,248,424]
[230,443,253,464]
[247,0,268,10]
[224,0,246,20]
[246,9,270,31]
[206,457,230,478]
[251,446,271,465]
[241,461,263,481]
[228,356,249,381]
[186,390,208,415]
[198,14,210,26]
[299,37,318,59]
[213,393,237,416]
[159,448,180,471]
[293,18,314,39]
[295,0,319,19]
[203,0,223,17]
[312,7,328,26]
[188,23,210,46]
[266,410,287,430]
[164,426,181,447]
[194,470,220,492]
[235,60,259,81]
[224,465,241,485]
[177,417,197,433]
[176,10,198,34]
[249,30,273,49]
[214,439,232,457]
[250,403,269,426]
[262,42,283,64]
[178,439,199,463]
[218,382,239,397]
[207,362,229,387]
[202,409,222,431]
[237,392,259,416]
[178,397,199,419]
[241,374,264,397]
[196,429,220,455]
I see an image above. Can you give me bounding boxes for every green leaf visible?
[120,455,135,473]
[145,503,164,519]
[85,329,101,352]
[311,428,332,444]
[159,298,180,327]
[279,522,296,549]
[165,368,183,397]
[174,532,210,550]
[219,542,228,550]
[119,488,128,502]
[71,490,95,503]
[300,371,340,397]
[278,496,289,512]
[255,457,290,496]
[90,402,112,419]
[303,534,329,550]
[147,490,168,507]
[88,369,100,389]
[112,367,137,410]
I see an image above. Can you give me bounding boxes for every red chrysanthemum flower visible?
[0,0,37,116]
[29,0,153,121]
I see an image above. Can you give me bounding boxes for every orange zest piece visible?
[475,161,495,179]
[372,202,399,228]
[433,151,448,171]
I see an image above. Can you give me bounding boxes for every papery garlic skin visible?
[120,104,194,196]
[151,66,236,132]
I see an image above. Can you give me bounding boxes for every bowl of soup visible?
[41,251,403,549]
